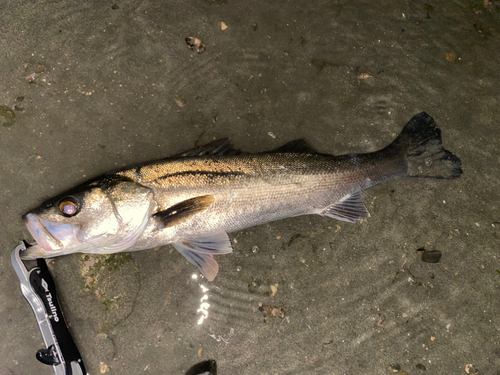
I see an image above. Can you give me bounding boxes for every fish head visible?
[22,176,155,259]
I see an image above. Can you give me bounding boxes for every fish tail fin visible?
[384,112,463,179]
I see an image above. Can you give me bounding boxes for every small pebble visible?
[422,250,442,263]
[0,106,16,127]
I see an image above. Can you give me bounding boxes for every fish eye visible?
[58,197,80,217]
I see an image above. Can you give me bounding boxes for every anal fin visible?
[173,231,233,281]
[321,192,370,223]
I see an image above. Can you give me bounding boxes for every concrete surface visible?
[1,0,499,374]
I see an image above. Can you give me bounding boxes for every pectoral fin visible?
[154,195,215,229]
[173,231,233,281]
[321,192,370,223]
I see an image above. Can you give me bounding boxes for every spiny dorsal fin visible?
[173,139,243,158]
[271,139,319,154]
[173,138,320,157]
[154,195,215,228]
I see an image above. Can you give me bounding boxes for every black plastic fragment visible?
[185,359,217,375]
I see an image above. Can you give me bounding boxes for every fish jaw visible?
[20,242,54,259]
[22,213,78,259]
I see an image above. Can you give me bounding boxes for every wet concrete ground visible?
[1,0,499,374]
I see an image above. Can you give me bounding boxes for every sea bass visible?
[22,113,462,280]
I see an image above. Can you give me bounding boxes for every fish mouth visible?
[22,213,77,259]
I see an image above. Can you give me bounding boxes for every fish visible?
[21,112,462,281]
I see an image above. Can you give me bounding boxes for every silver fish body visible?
[120,152,399,247]
[22,113,462,280]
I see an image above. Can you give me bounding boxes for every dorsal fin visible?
[173,139,243,158]
[271,139,319,154]
[173,138,320,157]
